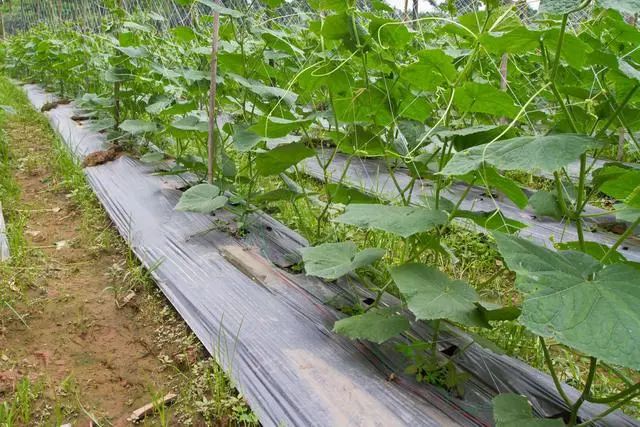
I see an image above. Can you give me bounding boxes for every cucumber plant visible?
[2,0,639,423]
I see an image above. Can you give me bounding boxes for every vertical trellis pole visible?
[499,53,508,124]
[207,8,221,184]
[0,3,5,40]
[616,128,625,161]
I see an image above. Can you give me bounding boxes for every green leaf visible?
[140,152,165,163]
[597,0,640,15]
[175,184,228,213]
[255,143,315,176]
[120,120,158,135]
[171,26,196,42]
[478,303,522,322]
[493,394,564,427]
[116,46,148,58]
[555,241,627,264]
[232,125,262,152]
[494,233,640,370]
[146,96,172,114]
[598,166,640,203]
[333,308,410,344]
[334,205,448,238]
[196,0,244,17]
[104,66,133,83]
[171,116,209,132]
[369,17,411,49]
[401,64,448,91]
[228,73,297,106]
[254,188,302,203]
[543,29,592,70]
[454,82,518,118]
[461,166,528,209]
[300,241,385,280]
[326,183,379,204]
[438,125,518,151]
[529,190,563,220]
[88,118,116,132]
[480,28,542,55]
[417,50,457,81]
[390,263,486,327]
[614,203,640,222]
[453,210,526,234]
[333,87,393,125]
[441,134,602,176]
[398,96,432,122]
[250,116,313,138]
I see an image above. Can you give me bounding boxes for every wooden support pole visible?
[617,128,625,161]
[207,9,221,184]
[499,53,509,125]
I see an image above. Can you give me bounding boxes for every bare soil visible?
[0,114,181,425]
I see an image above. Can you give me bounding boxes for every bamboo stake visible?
[616,128,625,161]
[499,53,508,125]
[207,7,221,184]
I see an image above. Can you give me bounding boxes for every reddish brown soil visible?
[0,119,176,425]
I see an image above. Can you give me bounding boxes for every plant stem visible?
[553,171,571,217]
[577,391,640,426]
[550,14,568,81]
[113,81,120,129]
[597,84,639,138]
[431,319,441,357]
[540,337,573,407]
[587,382,640,404]
[601,216,640,263]
[569,357,598,426]
[574,153,587,251]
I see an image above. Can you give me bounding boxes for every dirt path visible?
[0,99,180,426]
[0,80,255,426]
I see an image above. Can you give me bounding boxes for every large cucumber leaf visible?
[255,143,315,176]
[300,241,385,280]
[390,263,487,327]
[334,205,448,238]
[333,308,410,344]
[441,134,602,176]
[175,184,228,213]
[493,394,564,427]
[454,82,518,118]
[495,233,640,370]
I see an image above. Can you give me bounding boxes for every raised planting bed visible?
[301,152,640,262]
[17,82,639,427]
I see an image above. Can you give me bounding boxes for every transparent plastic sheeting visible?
[20,83,638,427]
[302,153,640,262]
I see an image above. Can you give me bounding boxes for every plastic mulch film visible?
[20,83,639,427]
[302,152,640,262]
[0,201,9,261]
